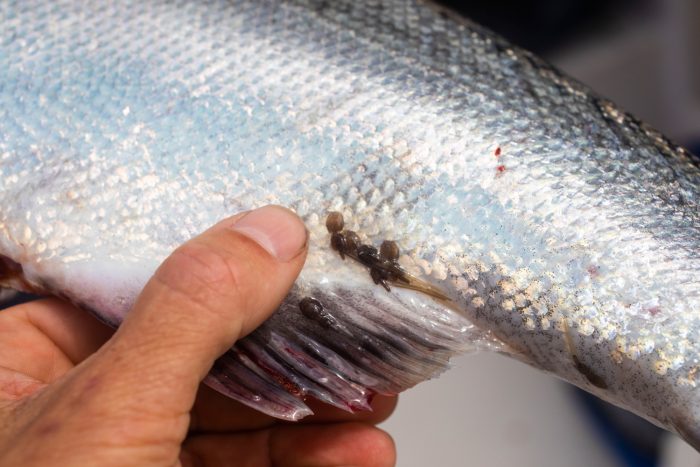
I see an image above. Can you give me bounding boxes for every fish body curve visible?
[0,0,699,449]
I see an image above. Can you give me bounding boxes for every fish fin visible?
[204,283,498,420]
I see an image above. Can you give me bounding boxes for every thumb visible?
[86,205,307,419]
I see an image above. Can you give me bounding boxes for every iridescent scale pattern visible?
[0,0,699,443]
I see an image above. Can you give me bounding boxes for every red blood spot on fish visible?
[243,349,302,396]
[496,165,506,173]
[587,265,599,277]
[284,347,304,359]
[270,371,302,396]
[647,306,662,316]
[494,146,501,157]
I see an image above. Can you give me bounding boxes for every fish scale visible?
[1,0,700,450]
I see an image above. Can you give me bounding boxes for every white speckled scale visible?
[1,0,699,447]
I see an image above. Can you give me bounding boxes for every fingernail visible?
[230,205,308,261]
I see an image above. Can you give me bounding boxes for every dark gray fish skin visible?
[0,0,699,450]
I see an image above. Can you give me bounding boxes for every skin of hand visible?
[0,205,397,466]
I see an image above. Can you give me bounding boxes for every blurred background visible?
[2,1,698,466]
[381,0,700,466]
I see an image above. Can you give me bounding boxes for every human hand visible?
[0,206,397,466]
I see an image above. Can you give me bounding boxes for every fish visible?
[1,0,699,450]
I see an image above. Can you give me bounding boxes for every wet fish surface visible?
[1,0,699,449]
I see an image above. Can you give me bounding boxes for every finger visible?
[9,298,112,365]
[182,422,396,467]
[190,384,398,432]
[0,298,112,383]
[82,205,307,417]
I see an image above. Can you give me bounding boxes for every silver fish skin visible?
[1,0,699,448]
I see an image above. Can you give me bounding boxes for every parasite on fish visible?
[298,296,323,320]
[563,321,608,389]
[330,233,347,259]
[343,231,361,254]
[1,0,699,452]
[325,212,448,300]
[298,296,338,330]
[325,211,344,233]
[379,240,400,262]
[327,211,352,260]
[356,244,379,267]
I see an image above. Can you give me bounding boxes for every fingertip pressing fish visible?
[0,0,699,452]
